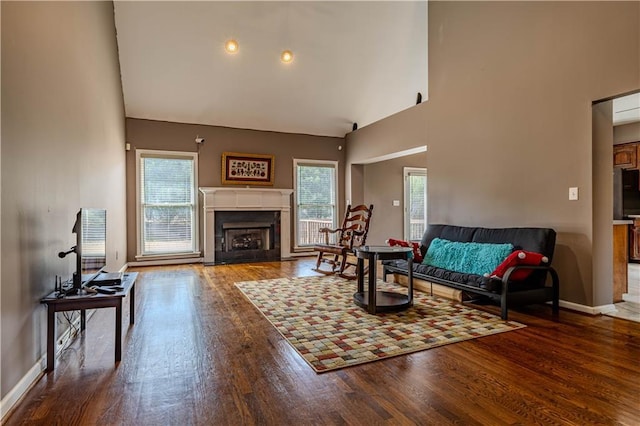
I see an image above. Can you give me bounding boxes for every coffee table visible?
[353,246,414,314]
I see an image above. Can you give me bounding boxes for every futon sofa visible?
[382,224,560,320]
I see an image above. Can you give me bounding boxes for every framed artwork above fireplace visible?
[222,152,275,186]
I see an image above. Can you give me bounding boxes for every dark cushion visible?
[471,227,556,263]
[420,224,476,257]
[413,263,490,289]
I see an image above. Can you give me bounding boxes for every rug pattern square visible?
[235,276,525,373]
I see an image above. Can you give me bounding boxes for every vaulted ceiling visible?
[114,1,428,138]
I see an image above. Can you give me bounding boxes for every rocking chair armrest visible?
[319,227,341,244]
[318,227,341,234]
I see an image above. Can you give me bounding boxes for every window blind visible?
[295,161,338,246]
[139,156,195,255]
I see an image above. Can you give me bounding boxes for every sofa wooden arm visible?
[500,264,560,319]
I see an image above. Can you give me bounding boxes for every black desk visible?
[40,272,138,372]
[353,246,413,314]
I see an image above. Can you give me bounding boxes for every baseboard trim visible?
[128,257,203,267]
[0,307,91,423]
[0,356,45,423]
[558,300,617,315]
[288,252,316,258]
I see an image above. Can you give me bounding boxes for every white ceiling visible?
[613,93,640,126]
[114,1,428,138]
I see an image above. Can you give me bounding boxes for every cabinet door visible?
[614,144,637,169]
[613,224,628,302]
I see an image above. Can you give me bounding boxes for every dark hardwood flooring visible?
[5,259,640,425]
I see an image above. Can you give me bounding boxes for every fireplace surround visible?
[199,187,293,264]
[215,211,281,264]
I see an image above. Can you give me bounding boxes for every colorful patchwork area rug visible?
[235,276,525,373]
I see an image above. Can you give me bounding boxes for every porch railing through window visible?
[299,219,425,245]
[409,220,425,241]
[298,219,334,245]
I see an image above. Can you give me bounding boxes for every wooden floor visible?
[6,260,640,425]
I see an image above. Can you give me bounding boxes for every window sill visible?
[135,252,201,261]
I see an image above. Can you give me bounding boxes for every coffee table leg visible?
[407,257,414,305]
[367,253,377,314]
[357,257,364,293]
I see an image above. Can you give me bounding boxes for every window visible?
[294,159,338,248]
[136,150,199,259]
[404,167,427,241]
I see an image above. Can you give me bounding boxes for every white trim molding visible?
[135,149,200,259]
[0,357,45,422]
[557,299,617,315]
[199,187,294,264]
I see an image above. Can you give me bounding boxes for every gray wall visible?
[125,118,344,260]
[614,122,640,144]
[346,1,640,307]
[1,2,127,399]
[363,153,428,245]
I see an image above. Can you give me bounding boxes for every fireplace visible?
[214,211,280,264]
[199,187,293,265]
[225,224,269,251]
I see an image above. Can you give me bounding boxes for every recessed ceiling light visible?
[225,39,239,54]
[280,50,293,64]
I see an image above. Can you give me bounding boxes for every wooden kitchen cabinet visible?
[613,143,637,168]
[630,219,640,262]
[613,224,629,302]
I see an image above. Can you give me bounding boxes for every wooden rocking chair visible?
[313,204,373,279]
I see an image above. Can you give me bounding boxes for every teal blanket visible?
[423,238,513,276]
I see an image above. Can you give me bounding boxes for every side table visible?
[40,272,138,372]
[353,246,413,314]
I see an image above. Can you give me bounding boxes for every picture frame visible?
[222,152,275,186]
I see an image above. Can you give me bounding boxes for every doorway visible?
[403,167,427,241]
[607,92,640,322]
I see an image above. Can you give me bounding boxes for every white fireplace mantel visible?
[199,187,294,264]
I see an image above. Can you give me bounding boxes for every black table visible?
[40,272,138,372]
[353,246,413,314]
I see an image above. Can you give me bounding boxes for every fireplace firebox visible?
[214,211,280,264]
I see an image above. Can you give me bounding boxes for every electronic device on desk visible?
[92,271,123,286]
[57,208,107,295]
[89,286,117,295]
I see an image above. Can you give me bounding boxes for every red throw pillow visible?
[490,250,549,281]
[386,238,423,262]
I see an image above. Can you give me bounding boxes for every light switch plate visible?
[569,187,579,201]
[392,200,400,206]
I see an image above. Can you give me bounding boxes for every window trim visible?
[293,158,339,251]
[135,149,200,260]
[403,167,427,241]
